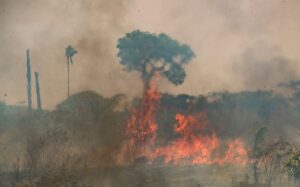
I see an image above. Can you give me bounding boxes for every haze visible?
[0,0,300,109]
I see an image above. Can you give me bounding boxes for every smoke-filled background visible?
[1,1,300,187]
[1,0,300,109]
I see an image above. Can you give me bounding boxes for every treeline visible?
[0,90,300,186]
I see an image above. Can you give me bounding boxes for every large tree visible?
[117,30,195,89]
[116,31,195,154]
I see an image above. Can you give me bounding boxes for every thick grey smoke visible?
[130,0,300,95]
[1,0,300,109]
[233,43,298,90]
[0,0,139,109]
[2,1,300,186]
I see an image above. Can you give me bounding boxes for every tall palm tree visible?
[65,45,77,98]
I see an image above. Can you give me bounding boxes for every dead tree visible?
[26,49,32,110]
[34,72,42,111]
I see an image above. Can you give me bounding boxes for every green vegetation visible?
[284,148,300,181]
[117,30,195,87]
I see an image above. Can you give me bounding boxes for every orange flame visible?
[117,78,160,163]
[152,113,248,165]
[118,79,249,166]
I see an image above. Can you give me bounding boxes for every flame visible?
[152,113,248,165]
[117,78,160,163]
[127,78,160,145]
[117,79,249,166]
[221,139,248,165]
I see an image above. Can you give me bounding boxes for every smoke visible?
[129,0,300,96]
[1,1,300,186]
[233,43,299,90]
[0,0,140,109]
[1,0,300,108]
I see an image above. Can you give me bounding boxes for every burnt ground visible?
[0,164,295,187]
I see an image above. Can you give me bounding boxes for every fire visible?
[153,113,219,164]
[126,78,160,145]
[117,78,161,163]
[221,139,248,165]
[153,113,248,165]
[118,79,249,166]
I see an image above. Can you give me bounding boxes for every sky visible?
[0,0,300,109]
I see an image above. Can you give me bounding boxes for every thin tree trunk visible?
[67,58,70,98]
[26,49,32,110]
[35,72,42,111]
[134,77,154,144]
[138,78,151,142]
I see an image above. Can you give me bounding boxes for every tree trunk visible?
[26,49,32,110]
[134,76,156,144]
[67,57,70,98]
[143,77,151,93]
[35,72,42,111]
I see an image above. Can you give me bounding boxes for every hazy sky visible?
[1,0,300,109]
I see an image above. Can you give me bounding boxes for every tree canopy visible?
[117,30,195,86]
